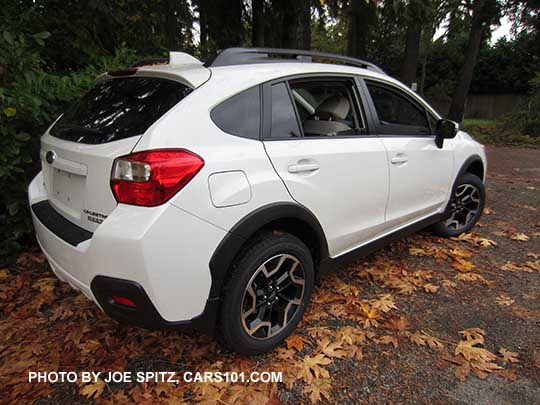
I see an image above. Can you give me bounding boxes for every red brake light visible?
[111,149,204,207]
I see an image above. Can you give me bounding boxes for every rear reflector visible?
[111,149,204,207]
[111,295,137,308]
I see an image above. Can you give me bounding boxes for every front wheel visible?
[219,233,314,355]
[433,173,485,238]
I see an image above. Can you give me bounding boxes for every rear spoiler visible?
[130,52,203,68]
[96,52,211,88]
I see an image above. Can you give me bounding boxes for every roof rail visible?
[207,47,385,74]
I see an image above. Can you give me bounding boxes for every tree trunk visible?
[199,0,208,51]
[207,0,243,49]
[346,0,376,59]
[399,20,422,88]
[448,0,487,122]
[252,0,264,46]
[164,0,177,50]
[419,25,436,96]
[297,0,311,50]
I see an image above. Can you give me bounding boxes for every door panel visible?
[361,79,455,227]
[380,137,454,228]
[264,138,389,256]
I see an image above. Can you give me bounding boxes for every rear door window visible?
[50,77,192,144]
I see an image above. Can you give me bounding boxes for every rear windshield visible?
[50,77,192,144]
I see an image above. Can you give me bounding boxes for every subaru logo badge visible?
[46,150,56,164]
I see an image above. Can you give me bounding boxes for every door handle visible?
[391,154,408,165]
[288,163,319,173]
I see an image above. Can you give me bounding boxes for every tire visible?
[432,173,485,238]
[219,232,314,355]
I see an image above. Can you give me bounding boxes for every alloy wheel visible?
[241,254,305,339]
[445,183,481,231]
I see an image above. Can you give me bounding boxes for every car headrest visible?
[315,95,350,120]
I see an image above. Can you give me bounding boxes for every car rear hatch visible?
[40,58,209,232]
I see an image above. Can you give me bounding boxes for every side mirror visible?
[435,119,458,148]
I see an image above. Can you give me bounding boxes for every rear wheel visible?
[433,173,485,237]
[219,233,314,355]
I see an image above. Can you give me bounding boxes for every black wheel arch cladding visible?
[208,202,329,299]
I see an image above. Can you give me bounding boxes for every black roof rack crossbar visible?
[207,47,385,74]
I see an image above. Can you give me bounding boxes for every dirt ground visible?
[1,146,539,404]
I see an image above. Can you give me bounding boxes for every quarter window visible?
[270,82,301,139]
[366,82,430,135]
[211,86,261,140]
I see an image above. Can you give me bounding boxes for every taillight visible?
[111,149,204,207]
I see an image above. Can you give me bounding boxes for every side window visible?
[366,82,430,135]
[211,86,260,140]
[290,79,364,137]
[270,82,301,138]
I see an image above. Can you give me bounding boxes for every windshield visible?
[50,77,192,144]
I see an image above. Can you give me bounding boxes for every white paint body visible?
[28,56,487,322]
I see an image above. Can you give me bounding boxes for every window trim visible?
[362,78,438,138]
[261,73,374,141]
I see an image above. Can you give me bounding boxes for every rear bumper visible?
[29,171,227,332]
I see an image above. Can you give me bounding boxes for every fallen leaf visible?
[441,279,457,290]
[297,354,331,384]
[423,283,440,293]
[455,272,491,285]
[286,335,308,352]
[80,380,105,399]
[499,348,519,363]
[409,331,444,351]
[495,368,518,381]
[384,315,409,331]
[0,268,9,280]
[376,335,398,348]
[459,328,485,345]
[495,294,515,306]
[451,257,476,272]
[303,378,332,403]
[338,326,366,345]
[370,294,397,313]
[454,361,471,381]
[319,338,347,359]
[510,233,530,241]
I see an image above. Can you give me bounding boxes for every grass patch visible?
[461,118,540,148]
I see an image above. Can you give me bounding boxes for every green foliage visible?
[0,22,138,258]
[500,73,540,138]
[311,20,346,55]
[461,118,540,147]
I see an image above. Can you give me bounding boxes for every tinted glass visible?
[367,83,430,135]
[211,86,260,140]
[50,77,192,144]
[270,82,301,138]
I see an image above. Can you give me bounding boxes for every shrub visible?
[501,73,540,138]
[0,26,137,259]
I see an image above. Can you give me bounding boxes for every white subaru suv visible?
[29,48,486,355]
